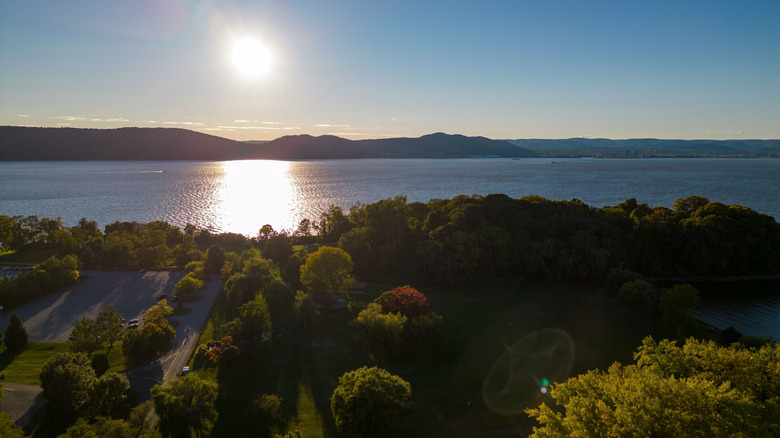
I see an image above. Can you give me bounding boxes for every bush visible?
[253,393,283,422]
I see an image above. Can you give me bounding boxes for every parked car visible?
[156,294,167,300]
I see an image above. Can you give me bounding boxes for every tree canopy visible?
[330,366,412,436]
[527,336,780,437]
[152,374,218,438]
[300,246,354,296]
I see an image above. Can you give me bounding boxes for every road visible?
[128,275,222,399]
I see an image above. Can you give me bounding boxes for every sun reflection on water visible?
[214,160,297,236]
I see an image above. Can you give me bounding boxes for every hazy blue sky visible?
[2,1,779,141]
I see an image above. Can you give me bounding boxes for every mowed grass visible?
[0,342,128,385]
[193,281,660,438]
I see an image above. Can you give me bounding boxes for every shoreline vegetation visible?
[0,193,778,437]
[2,126,780,161]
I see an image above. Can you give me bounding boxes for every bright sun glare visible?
[231,38,272,77]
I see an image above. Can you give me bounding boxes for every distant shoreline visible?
[2,126,779,161]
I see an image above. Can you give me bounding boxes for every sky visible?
[1,0,779,141]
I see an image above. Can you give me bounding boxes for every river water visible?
[1,158,779,338]
[1,158,777,235]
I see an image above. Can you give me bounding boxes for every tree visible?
[88,372,136,420]
[262,234,293,267]
[0,413,25,438]
[4,312,28,351]
[253,393,283,423]
[293,291,318,331]
[69,317,102,354]
[96,305,124,348]
[330,366,412,436]
[375,285,432,318]
[174,274,205,299]
[152,374,218,438]
[144,299,174,325]
[58,417,135,438]
[238,294,272,345]
[122,301,176,361]
[40,352,96,433]
[204,244,226,275]
[353,303,406,359]
[300,246,354,297]
[527,362,760,437]
[527,336,780,436]
[658,283,701,335]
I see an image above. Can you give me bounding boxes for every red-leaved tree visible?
[379,286,432,318]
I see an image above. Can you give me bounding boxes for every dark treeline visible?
[1,194,778,289]
[314,194,780,283]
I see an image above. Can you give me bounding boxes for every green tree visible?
[293,291,318,332]
[144,299,174,325]
[330,366,412,436]
[121,328,148,362]
[204,244,226,275]
[528,336,780,436]
[69,317,101,354]
[96,305,124,348]
[122,301,176,362]
[4,312,28,351]
[658,283,701,335]
[262,234,293,267]
[174,274,204,299]
[58,417,135,438]
[618,279,657,311]
[0,413,25,438]
[151,374,218,438]
[353,303,406,359]
[527,362,760,437]
[40,352,96,433]
[88,372,136,420]
[300,246,354,297]
[238,294,272,345]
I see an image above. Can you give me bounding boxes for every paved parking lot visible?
[0,269,223,428]
[0,270,185,341]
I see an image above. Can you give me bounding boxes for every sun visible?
[231,38,273,77]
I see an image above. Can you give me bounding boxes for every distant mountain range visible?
[1,126,778,160]
[507,138,780,158]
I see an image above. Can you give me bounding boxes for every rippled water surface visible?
[1,158,778,236]
[1,158,779,337]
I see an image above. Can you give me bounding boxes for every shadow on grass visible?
[0,349,21,373]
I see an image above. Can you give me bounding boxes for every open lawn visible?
[191,281,662,438]
[0,342,126,385]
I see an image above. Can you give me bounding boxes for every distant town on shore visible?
[1,126,779,161]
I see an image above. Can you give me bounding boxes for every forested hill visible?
[256,132,533,159]
[508,138,780,158]
[0,127,248,161]
[0,127,531,160]
[3,126,778,160]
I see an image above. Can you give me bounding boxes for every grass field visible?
[190,280,664,437]
[0,342,127,385]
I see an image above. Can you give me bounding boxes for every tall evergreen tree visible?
[4,313,28,352]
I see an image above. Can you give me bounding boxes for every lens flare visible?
[482,328,575,415]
